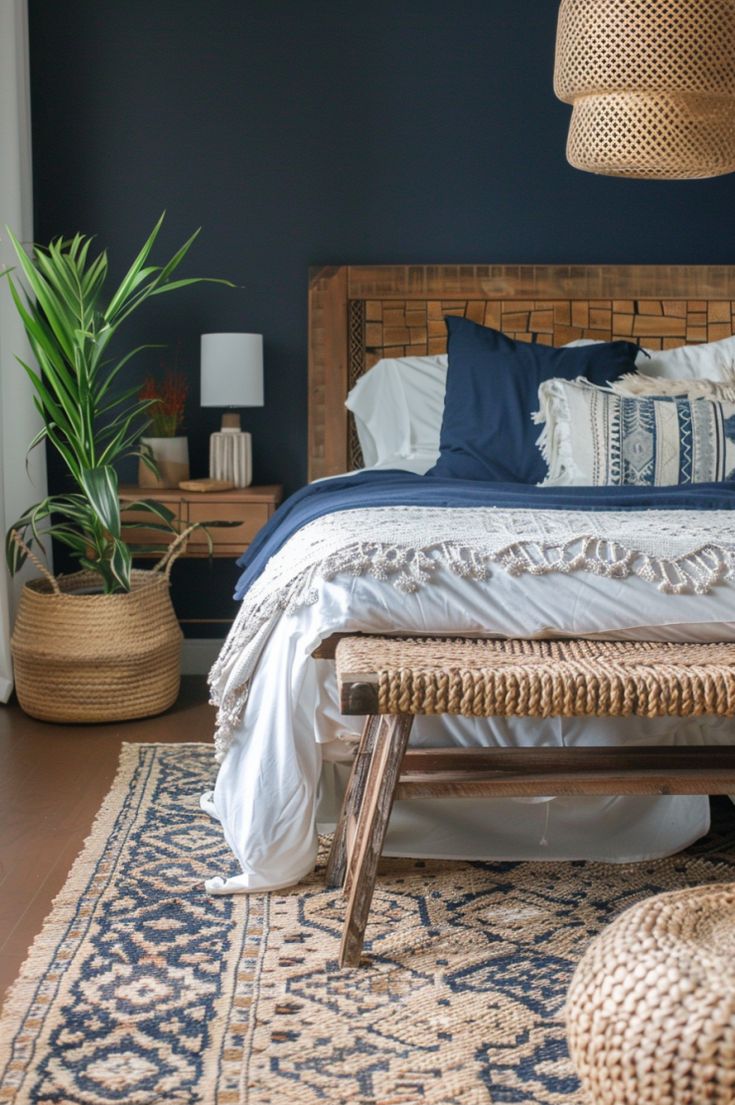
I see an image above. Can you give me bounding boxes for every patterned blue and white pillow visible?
[536,378,735,486]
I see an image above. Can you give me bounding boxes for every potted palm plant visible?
[3,214,230,723]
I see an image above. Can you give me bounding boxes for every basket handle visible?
[153,522,200,580]
[10,529,62,596]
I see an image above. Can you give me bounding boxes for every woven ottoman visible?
[566,883,735,1104]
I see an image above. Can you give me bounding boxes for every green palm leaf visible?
[79,466,121,538]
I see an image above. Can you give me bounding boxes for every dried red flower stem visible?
[140,369,189,436]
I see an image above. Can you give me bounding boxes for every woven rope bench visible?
[325,636,735,966]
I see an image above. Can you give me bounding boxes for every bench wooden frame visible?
[326,639,735,967]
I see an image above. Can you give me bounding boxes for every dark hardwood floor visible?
[0,677,214,1007]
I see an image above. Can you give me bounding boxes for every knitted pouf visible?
[566,883,735,1105]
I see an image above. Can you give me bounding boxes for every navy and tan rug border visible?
[1,742,734,1105]
[0,743,247,1105]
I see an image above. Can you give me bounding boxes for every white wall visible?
[0,0,48,699]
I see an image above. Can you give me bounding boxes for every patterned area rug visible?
[1,744,734,1105]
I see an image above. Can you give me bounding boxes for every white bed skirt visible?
[204,562,735,894]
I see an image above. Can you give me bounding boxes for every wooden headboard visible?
[307,264,735,481]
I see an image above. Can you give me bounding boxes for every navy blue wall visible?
[27,0,734,627]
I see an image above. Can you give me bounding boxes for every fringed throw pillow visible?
[536,378,735,487]
[611,371,735,400]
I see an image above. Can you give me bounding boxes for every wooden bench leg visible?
[325,714,380,889]
[339,713,414,967]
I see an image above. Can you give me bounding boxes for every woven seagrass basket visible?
[11,562,183,724]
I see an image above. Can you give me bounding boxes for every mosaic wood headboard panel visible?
[308,264,735,480]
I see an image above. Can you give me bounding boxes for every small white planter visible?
[139,436,190,489]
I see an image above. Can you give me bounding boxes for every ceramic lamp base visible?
[209,430,253,488]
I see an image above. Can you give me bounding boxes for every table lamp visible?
[200,333,264,487]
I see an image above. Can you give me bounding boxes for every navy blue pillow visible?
[427,317,639,484]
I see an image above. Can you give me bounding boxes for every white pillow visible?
[638,334,735,381]
[345,356,447,467]
[366,450,442,475]
[566,334,735,381]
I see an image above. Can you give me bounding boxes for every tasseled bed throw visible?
[208,505,735,761]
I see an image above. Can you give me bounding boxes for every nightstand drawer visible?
[118,484,282,562]
[186,501,271,553]
[121,500,184,549]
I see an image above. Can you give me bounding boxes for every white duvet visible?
[203,536,735,894]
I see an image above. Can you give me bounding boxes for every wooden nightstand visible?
[120,484,283,558]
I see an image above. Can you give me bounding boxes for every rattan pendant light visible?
[554,0,735,179]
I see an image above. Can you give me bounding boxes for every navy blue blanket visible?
[234,470,735,600]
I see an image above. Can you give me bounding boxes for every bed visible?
[202,264,735,894]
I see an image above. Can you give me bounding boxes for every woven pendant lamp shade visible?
[554,0,735,179]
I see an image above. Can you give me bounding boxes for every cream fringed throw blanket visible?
[208,506,735,761]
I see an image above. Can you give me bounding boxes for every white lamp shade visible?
[200,333,264,408]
